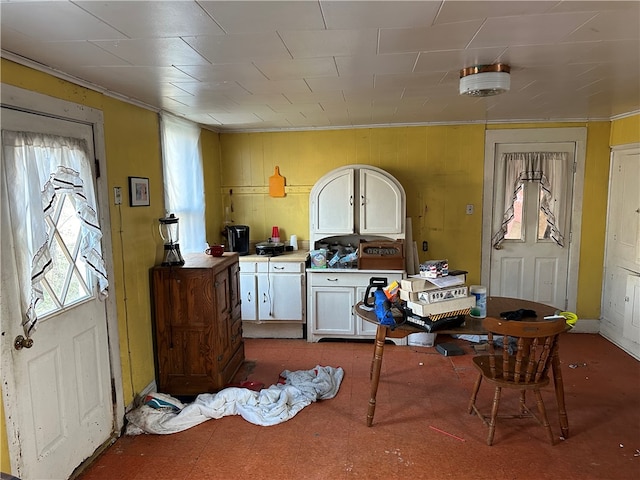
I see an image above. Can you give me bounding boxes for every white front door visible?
[1,108,114,479]
[488,141,577,310]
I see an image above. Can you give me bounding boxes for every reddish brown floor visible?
[78,333,640,480]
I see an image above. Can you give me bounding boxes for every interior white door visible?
[1,109,114,479]
[602,147,640,354]
[489,142,576,309]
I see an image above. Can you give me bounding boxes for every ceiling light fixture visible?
[459,63,511,97]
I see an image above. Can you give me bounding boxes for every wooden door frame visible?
[0,85,124,466]
[481,128,587,314]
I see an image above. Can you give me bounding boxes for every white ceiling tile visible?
[91,38,210,66]
[306,75,375,93]
[174,64,267,83]
[565,10,640,42]
[223,92,291,106]
[414,47,506,73]
[199,0,324,33]
[335,53,418,76]
[73,66,195,94]
[75,1,225,37]
[268,103,324,114]
[321,0,441,29]
[209,112,264,124]
[1,1,127,41]
[183,33,292,63]
[169,82,248,96]
[375,71,448,90]
[469,12,598,48]
[284,91,345,104]
[280,29,379,58]
[236,78,312,95]
[378,20,485,54]
[0,30,129,71]
[253,58,338,80]
[435,1,557,24]
[550,1,639,14]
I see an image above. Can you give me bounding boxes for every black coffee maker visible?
[226,225,250,255]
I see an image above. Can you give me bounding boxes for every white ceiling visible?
[2,0,639,132]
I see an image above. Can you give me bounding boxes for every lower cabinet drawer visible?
[308,271,403,287]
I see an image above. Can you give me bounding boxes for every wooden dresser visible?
[151,253,244,395]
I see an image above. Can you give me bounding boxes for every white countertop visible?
[239,250,309,263]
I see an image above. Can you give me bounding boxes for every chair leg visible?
[468,374,482,415]
[487,386,502,446]
[534,389,555,445]
[519,390,527,414]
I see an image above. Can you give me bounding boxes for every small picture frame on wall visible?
[129,176,150,207]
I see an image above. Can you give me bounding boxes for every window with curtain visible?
[160,113,205,254]
[492,152,569,248]
[1,130,109,336]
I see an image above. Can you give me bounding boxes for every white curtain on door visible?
[1,130,109,336]
[492,152,569,248]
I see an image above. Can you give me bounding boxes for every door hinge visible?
[95,159,101,178]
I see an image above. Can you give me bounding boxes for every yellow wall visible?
[1,57,638,474]
[219,125,487,281]
[610,114,640,146]
[1,59,165,473]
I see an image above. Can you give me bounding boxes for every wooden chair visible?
[467,316,566,445]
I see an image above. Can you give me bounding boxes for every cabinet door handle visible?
[349,195,353,206]
[274,266,285,270]
[361,194,365,206]
[247,292,252,302]
[327,278,339,282]
[263,293,268,302]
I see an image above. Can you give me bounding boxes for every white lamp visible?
[459,64,511,97]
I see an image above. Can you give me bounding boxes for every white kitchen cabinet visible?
[309,165,405,244]
[257,262,304,321]
[239,258,306,325]
[239,261,258,321]
[307,270,404,342]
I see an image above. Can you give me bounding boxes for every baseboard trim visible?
[568,318,600,334]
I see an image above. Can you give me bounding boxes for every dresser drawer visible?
[257,261,304,273]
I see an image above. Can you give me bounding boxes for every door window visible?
[2,130,109,335]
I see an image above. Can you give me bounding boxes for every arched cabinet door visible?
[310,167,355,235]
[309,165,406,244]
[359,168,403,235]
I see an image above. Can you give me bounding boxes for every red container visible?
[206,244,225,257]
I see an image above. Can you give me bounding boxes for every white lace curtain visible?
[492,152,569,248]
[1,130,109,336]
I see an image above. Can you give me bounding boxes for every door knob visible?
[494,244,503,250]
[14,335,34,350]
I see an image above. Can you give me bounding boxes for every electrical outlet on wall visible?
[466,204,474,215]
[114,187,122,205]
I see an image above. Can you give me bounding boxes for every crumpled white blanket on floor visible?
[125,365,344,435]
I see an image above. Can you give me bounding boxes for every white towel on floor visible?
[125,365,344,435]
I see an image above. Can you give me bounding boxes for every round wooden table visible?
[355,297,569,438]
